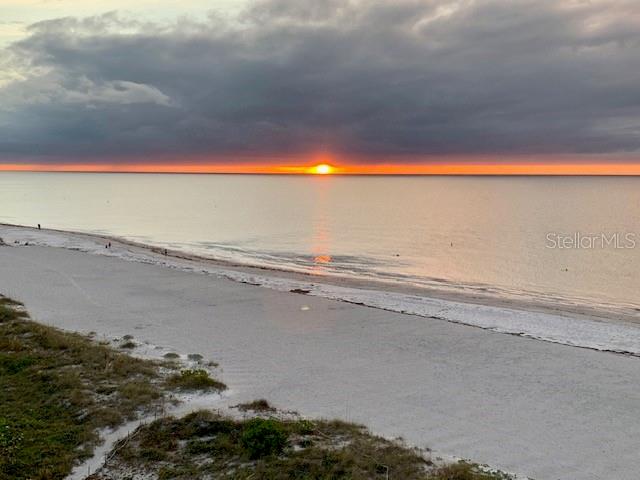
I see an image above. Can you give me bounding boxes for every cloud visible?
[1,1,640,163]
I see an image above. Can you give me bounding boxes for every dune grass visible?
[0,296,166,478]
[233,398,277,413]
[166,368,226,392]
[89,410,514,480]
[0,295,226,479]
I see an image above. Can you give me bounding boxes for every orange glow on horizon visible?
[2,162,640,175]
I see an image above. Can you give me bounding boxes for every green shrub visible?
[240,418,288,459]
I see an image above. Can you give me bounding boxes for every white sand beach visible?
[1,225,640,480]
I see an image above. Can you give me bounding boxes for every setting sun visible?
[310,164,333,175]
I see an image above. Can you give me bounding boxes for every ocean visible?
[1,172,639,315]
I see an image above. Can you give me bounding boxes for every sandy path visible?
[1,244,639,480]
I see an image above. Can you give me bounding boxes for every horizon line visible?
[3,162,640,175]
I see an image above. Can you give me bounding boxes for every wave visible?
[157,238,640,322]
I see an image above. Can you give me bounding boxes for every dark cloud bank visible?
[1,0,640,164]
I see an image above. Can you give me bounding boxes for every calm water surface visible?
[1,172,639,311]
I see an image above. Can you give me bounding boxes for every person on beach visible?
[37,224,41,230]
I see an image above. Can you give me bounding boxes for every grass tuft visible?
[165,369,226,392]
[234,398,276,413]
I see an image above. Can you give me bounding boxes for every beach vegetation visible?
[240,417,288,458]
[89,411,514,479]
[233,398,277,413]
[1,295,511,480]
[166,368,226,391]
[0,295,225,480]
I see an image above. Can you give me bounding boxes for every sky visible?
[1,0,640,174]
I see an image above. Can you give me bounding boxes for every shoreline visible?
[2,223,640,357]
[2,221,639,326]
[2,222,639,326]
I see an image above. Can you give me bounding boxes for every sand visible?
[1,226,640,479]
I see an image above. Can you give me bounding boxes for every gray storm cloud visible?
[1,0,640,163]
